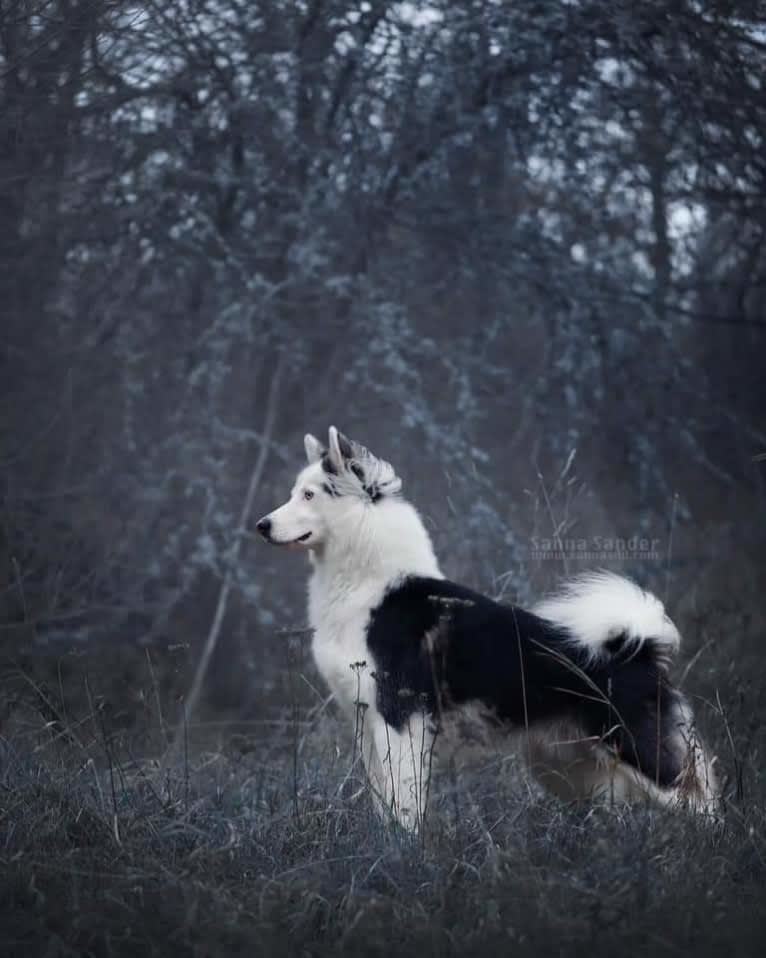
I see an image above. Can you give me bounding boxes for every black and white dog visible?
[257,427,719,828]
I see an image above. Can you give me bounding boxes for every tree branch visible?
[166,354,285,764]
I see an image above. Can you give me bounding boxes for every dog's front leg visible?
[356,730,390,820]
[372,714,434,831]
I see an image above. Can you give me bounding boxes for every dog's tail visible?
[535,573,720,812]
[533,571,680,669]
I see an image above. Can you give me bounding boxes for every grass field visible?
[2,596,765,958]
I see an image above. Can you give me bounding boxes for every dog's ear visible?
[304,433,325,464]
[327,425,401,499]
[328,426,356,470]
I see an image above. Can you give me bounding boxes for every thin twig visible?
[145,648,168,746]
[664,492,679,602]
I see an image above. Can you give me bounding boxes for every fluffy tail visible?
[533,571,680,668]
[535,573,719,813]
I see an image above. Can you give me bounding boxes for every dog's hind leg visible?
[527,728,611,802]
[528,718,720,819]
[372,714,435,831]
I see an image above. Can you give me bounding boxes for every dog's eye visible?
[303,489,314,501]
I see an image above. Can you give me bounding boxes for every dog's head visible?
[255,426,401,551]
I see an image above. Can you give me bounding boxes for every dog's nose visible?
[256,517,272,539]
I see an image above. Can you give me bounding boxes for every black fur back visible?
[365,576,684,788]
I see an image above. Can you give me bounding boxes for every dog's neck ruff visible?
[307,497,442,629]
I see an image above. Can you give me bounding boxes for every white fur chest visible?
[308,570,384,718]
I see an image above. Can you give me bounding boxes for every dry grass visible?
[1,601,765,958]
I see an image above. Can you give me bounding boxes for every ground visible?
[1,600,765,958]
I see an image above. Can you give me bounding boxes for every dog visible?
[256,426,719,829]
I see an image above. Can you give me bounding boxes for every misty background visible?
[2,0,765,742]
[3,3,766,956]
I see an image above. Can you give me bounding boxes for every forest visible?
[1,1,765,955]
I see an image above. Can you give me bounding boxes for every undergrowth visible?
[1,616,765,958]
